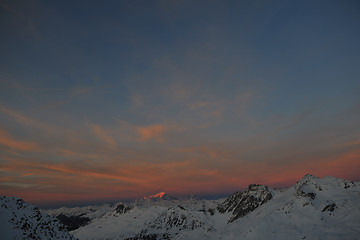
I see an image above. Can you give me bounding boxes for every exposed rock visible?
[322,203,336,212]
[56,213,91,231]
[207,208,215,216]
[218,184,273,222]
[124,233,170,240]
[115,204,133,214]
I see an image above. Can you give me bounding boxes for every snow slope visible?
[72,194,222,240]
[219,174,360,240]
[44,203,116,231]
[49,174,360,240]
[0,196,75,240]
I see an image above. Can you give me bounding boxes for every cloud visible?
[1,141,360,205]
[136,124,169,142]
[0,105,53,132]
[336,139,360,148]
[173,145,233,159]
[89,123,116,146]
[0,156,196,198]
[0,129,40,152]
[0,157,149,187]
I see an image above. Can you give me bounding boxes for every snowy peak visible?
[295,174,359,200]
[143,192,167,200]
[139,192,178,203]
[295,174,320,188]
[295,173,358,189]
[218,184,273,222]
[0,196,75,240]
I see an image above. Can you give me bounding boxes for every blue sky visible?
[0,0,359,207]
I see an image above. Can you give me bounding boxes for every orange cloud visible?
[0,158,151,187]
[0,156,201,203]
[1,146,359,205]
[0,115,359,206]
[136,124,169,142]
[0,129,40,152]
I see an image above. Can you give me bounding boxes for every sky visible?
[0,0,360,207]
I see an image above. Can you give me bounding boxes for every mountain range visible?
[1,174,359,239]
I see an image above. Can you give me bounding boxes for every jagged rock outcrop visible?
[218,184,273,222]
[115,203,133,214]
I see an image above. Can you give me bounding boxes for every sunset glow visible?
[0,0,359,207]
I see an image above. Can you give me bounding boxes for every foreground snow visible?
[0,196,75,240]
[47,174,360,240]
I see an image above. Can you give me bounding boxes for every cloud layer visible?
[0,0,359,206]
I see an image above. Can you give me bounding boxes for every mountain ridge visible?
[2,174,359,240]
[50,174,360,240]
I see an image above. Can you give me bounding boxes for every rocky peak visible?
[296,174,320,186]
[217,184,273,222]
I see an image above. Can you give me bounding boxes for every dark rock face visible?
[218,184,273,222]
[343,181,356,189]
[115,204,133,214]
[297,190,317,200]
[322,203,336,212]
[56,214,91,231]
[207,208,215,216]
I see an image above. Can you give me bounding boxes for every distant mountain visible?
[0,196,75,240]
[143,192,167,200]
[45,174,360,240]
[45,203,116,231]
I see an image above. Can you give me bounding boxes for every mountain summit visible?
[143,192,167,200]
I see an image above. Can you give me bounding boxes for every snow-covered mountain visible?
[46,174,360,240]
[0,196,76,240]
[44,203,116,231]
